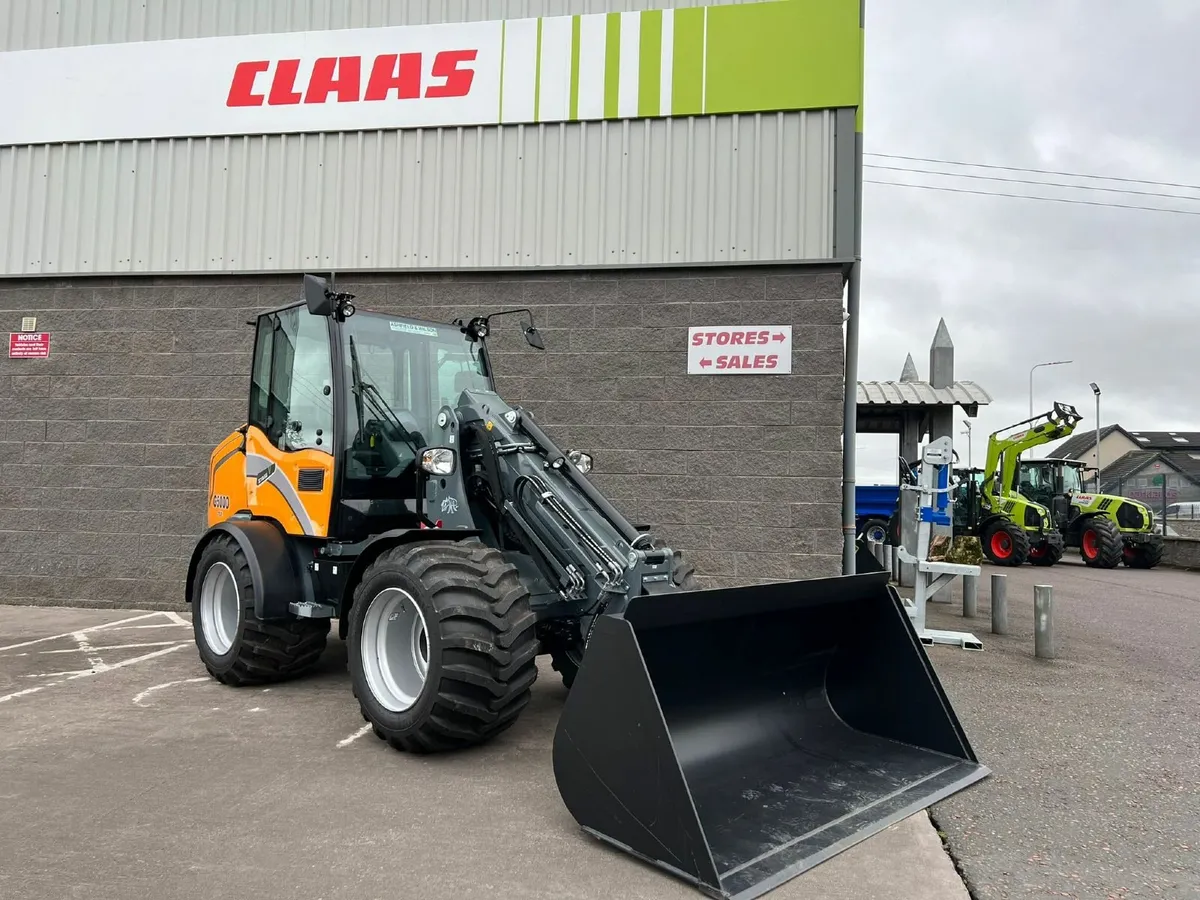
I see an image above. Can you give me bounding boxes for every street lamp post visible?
[961,419,972,469]
[1029,359,1074,418]
[1090,382,1101,490]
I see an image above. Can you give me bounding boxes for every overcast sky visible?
[852,0,1200,484]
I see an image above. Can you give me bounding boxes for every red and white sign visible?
[687,326,792,375]
[0,19,509,145]
[9,332,50,359]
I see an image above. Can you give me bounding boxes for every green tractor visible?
[947,403,1083,567]
[1015,457,1164,569]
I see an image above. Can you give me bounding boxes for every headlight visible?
[420,447,456,475]
[567,449,593,475]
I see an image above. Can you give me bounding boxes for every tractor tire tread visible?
[197,534,329,687]
[983,520,1030,567]
[1028,540,1064,567]
[1081,518,1124,569]
[1125,538,1164,569]
[352,539,538,754]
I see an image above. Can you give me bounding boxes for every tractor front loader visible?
[955,403,1082,567]
[184,275,988,900]
[1016,457,1164,569]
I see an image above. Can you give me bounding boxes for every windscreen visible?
[337,312,492,493]
[1061,465,1084,494]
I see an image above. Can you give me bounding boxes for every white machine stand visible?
[895,436,984,651]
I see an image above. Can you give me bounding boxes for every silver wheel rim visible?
[361,587,430,713]
[199,562,239,655]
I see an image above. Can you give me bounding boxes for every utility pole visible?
[1029,359,1073,418]
[1090,382,1101,490]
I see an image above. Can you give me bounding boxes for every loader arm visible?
[981,401,1082,506]
[423,388,677,624]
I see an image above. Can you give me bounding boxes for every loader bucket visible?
[552,570,989,900]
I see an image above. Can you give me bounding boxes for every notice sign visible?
[687,326,792,375]
[9,332,50,359]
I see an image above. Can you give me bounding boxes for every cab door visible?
[242,304,338,538]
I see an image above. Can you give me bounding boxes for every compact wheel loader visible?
[184,275,988,900]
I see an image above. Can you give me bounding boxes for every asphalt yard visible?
[922,559,1200,900]
[0,605,969,900]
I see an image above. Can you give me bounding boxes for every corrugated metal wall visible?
[0,0,843,276]
[3,0,763,50]
[1,112,835,275]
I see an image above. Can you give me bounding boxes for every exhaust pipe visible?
[552,570,989,900]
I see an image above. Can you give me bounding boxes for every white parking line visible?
[0,642,193,705]
[133,676,209,706]
[336,724,373,748]
[0,612,165,653]
[37,640,186,655]
[72,632,105,670]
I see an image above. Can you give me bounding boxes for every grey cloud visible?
[853,1,1200,484]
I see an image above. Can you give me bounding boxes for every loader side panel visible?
[242,426,335,538]
[207,429,248,528]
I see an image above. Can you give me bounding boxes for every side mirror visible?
[524,325,545,350]
[304,274,333,317]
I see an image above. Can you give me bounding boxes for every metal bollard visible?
[962,573,978,618]
[869,539,883,565]
[891,547,901,583]
[1034,584,1055,659]
[882,543,893,571]
[990,573,1008,635]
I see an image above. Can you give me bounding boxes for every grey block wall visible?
[0,265,844,610]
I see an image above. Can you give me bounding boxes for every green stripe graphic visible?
[498,20,507,120]
[671,7,705,117]
[569,15,582,120]
[637,9,662,118]
[524,1,862,126]
[533,17,543,122]
[604,13,621,119]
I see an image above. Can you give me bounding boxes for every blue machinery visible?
[895,436,984,651]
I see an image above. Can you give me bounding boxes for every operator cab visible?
[246,275,544,545]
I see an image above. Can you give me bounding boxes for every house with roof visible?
[1049,428,1200,509]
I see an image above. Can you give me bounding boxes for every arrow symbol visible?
[699,358,712,368]
[773,332,786,342]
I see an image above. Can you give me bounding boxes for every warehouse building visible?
[0,0,864,608]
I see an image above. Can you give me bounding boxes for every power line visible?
[864,178,1200,216]
[864,152,1200,193]
[864,163,1200,203]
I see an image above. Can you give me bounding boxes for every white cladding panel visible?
[0,112,835,275]
[0,0,842,275]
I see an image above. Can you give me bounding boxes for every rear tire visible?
[191,533,329,686]
[1123,539,1164,569]
[1079,517,1123,568]
[982,520,1029,567]
[858,517,890,546]
[1027,539,1063,567]
[549,541,697,690]
[348,539,539,754]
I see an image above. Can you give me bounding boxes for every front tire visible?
[191,533,329,686]
[348,539,539,754]
[1123,539,1164,569]
[1080,518,1123,568]
[982,520,1030,567]
[1027,539,1063,567]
